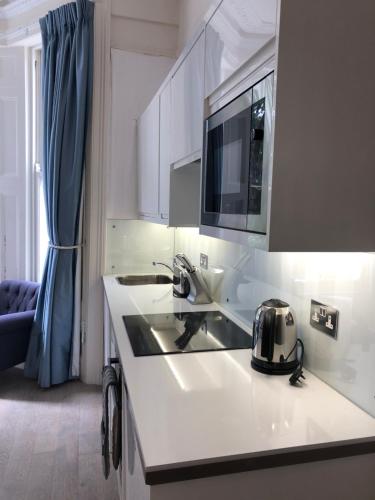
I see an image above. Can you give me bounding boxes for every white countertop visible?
[103,274,375,478]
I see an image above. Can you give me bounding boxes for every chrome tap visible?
[171,255,190,298]
[174,254,212,305]
[152,261,174,273]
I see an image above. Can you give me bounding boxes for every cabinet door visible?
[108,50,175,220]
[137,96,160,217]
[123,384,151,500]
[171,32,204,165]
[205,0,278,97]
[159,83,171,221]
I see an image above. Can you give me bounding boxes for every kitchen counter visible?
[102,274,375,485]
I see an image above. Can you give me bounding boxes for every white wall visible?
[177,0,215,53]
[111,0,179,57]
[0,18,5,36]
[111,0,218,57]
[0,0,70,45]
[110,0,218,57]
[174,228,375,417]
[0,47,26,280]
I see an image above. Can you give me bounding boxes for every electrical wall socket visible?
[200,253,208,270]
[310,299,338,339]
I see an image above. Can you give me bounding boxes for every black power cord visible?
[289,338,305,386]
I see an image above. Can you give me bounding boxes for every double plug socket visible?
[310,300,338,339]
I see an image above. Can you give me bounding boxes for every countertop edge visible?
[144,437,375,485]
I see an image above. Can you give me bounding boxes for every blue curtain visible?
[25,0,94,388]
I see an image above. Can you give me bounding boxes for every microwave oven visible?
[201,72,274,235]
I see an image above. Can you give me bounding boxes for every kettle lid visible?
[262,298,289,308]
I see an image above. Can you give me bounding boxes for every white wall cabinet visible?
[201,0,375,251]
[159,82,171,222]
[137,74,201,227]
[137,96,160,219]
[171,31,205,167]
[205,0,278,97]
[135,0,375,251]
[108,50,174,220]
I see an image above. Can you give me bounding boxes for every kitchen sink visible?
[116,274,173,286]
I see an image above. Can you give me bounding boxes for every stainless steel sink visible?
[116,274,173,286]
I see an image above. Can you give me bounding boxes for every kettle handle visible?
[260,308,276,362]
[252,305,263,349]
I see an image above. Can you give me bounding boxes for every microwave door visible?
[246,73,274,234]
[202,90,252,231]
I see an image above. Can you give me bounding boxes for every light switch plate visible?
[310,299,338,339]
[200,253,208,270]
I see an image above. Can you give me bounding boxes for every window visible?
[32,49,48,281]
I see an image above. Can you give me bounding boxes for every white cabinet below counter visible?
[170,31,205,167]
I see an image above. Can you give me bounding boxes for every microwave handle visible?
[250,128,264,141]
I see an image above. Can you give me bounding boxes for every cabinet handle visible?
[161,213,169,220]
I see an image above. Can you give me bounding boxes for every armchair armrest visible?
[0,310,35,337]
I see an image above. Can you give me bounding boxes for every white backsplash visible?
[175,228,375,417]
[105,219,174,274]
[105,220,375,417]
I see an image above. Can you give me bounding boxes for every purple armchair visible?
[0,280,40,371]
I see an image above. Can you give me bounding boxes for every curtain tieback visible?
[49,242,83,250]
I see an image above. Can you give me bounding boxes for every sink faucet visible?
[153,256,212,305]
[152,261,174,273]
[174,254,212,305]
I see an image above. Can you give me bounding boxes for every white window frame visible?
[26,45,45,282]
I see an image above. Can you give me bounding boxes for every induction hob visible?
[122,310,252,357]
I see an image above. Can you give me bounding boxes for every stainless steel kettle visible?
[251,299,299,375]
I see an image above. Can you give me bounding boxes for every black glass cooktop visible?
[122,311,252,357]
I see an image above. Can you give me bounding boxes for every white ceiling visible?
[0,0,48,21]
[0,0,44,45]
